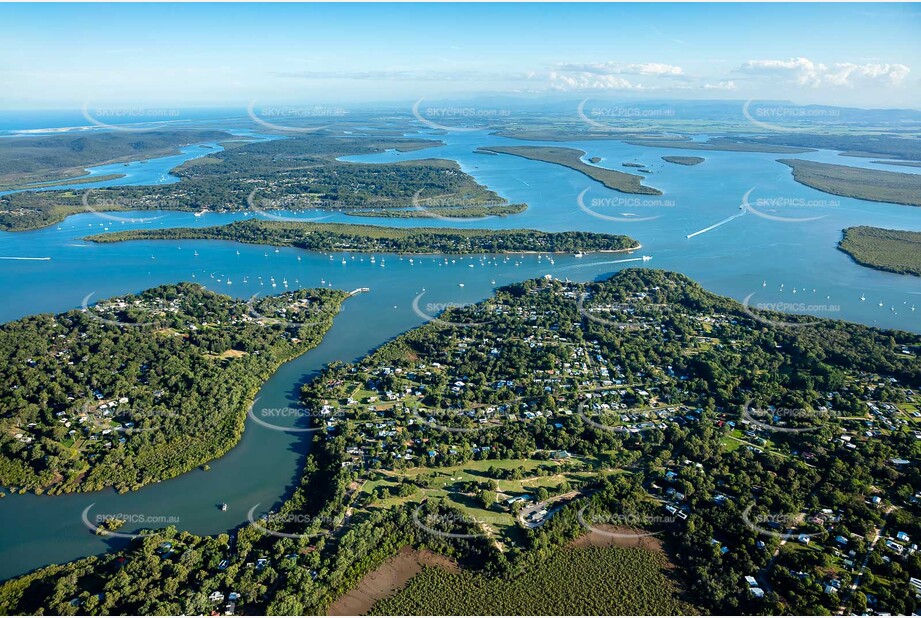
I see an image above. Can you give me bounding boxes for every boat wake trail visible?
[558,256,652,271]
[687,209,746,239]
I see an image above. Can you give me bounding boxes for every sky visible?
[1,3,919,111]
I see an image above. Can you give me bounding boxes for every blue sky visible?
[1,3,919,110]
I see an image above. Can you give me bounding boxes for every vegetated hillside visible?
[0,130,232,186]
[4,269,921,616]
[0,283,346,493]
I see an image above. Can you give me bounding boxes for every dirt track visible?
[327,546,459,616]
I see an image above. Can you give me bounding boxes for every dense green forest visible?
[838,226,921,276]
[0,130,232,188]
[0,283,346,493]
[477,145,662,195]
[2,269,920,616]
[369,547,698,615]
[86,219,640,254]
[778,159,921,207]
[0,134,518,231]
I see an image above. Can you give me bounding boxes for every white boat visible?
[860,294,865,301]
[642,255,652,262]
[573,252,584,258]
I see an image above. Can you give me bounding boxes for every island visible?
[4,270,920,617]
[662,156,704,166]
[15,173,127,190]
[838,226,921,276]
[871,160,921,169]
[0,283,347,494]
[0,134,519,232]
[778,159,921,207]
[476,146,662,195]
[490,129,655,142]
[626,138,811,154]
[85,219,641,255]
[731,133,921,161]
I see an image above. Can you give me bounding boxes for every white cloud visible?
[555,62,684,77]
[548,61,686,91]
[548,72,648,91]
[740,57,910,88]
[703,80,737,91]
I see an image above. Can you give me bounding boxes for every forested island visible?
[0,134,518,231]
[3,269,920,616]
[476,146,662,195]
[662,156,705,166]
[0,283,347,494]
[778,159,921,207]
[735,133,921,161]
[85,219,640,255]
[872,160,921,169]
[626,138,811,154]
[838,226,921,276]
[0,130,233,190]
